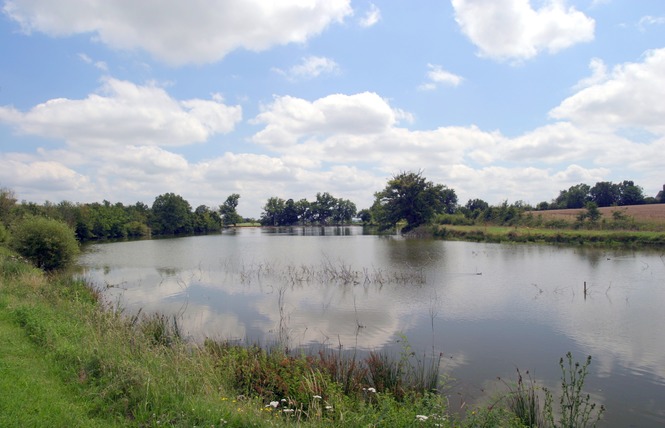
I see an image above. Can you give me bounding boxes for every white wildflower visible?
[416,414,429,421]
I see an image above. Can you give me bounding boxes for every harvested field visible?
[529,204,665,224]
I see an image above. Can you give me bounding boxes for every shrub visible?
[11,216,80,271]
[0,222,8,244]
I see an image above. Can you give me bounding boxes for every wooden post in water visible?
[584,281,587,299]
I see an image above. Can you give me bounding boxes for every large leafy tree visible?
[219,194,243,226]
[554,184,590,209]
[618,180,645,206]
[590,181,620,207]
[260,197,286,226]
[372,171,457,232]
[151,193,193,235]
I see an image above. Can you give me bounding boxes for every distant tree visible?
[357,209,372,224]
[295,199,312,224]
[372,171,457,232]
[151,193,193,235]
[312,192,336,225]
[331,198,357,225]
[281,199,299,226]
[555,184,590,209]
[194,205,221,232]
[219,194,243,227]
[590,181,620,207]
[617,180,645,206]
[260,197,286,226]
[0,186,17,225]
[463,198,489,219]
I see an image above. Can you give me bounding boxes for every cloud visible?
[638,15,665,32]
[550,48,665,135]
[77,52,108,71]
[451,0,595,62]
[251,92,401,148]
[273,56,340,81]
[3,0,353,65]
[419,64,463,90]
[0,157,90,193]
[573,58,608,90]
[359,3,381,28]
[0,77,242,147]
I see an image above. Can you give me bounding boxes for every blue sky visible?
[1,0,664,217]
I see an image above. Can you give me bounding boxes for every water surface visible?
[79,227,665,427]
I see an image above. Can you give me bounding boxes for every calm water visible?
[78,227,665,427]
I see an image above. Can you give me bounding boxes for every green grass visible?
[433,225,665,246]
[0,307,115,427]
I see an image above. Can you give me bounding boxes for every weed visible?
[544,352,605,427]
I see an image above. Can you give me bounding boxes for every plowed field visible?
[530,204,665,223]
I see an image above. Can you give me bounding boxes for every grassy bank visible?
[2,247,543,427]
[432,225,665,247]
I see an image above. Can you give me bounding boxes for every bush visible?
[0,222,8,244]
[11,217,80,271]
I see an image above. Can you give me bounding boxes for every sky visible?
[1,0,664,218]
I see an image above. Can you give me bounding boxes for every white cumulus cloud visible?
[252,92,401,148]
[451,0,595,62]
[0,77,242,147]
[3,0,353,65]
[550,48,665,135]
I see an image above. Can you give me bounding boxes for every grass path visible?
[0,307,114,428]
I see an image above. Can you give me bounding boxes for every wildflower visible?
[367,387,376,393]
[283,409,295,413]
[313,395,322,399]
[325,405,333,410]
[416,415,429,421]
[267,401,279,408]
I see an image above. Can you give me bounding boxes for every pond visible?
[78,226,665,427]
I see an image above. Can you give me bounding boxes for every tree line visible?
[0,189,244,242]
[1,175,662,244]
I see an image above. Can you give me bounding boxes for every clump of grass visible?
[500,368,544,427]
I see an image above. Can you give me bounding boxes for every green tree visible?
[281,199,299,226]
[260,197,286,226]
[357,208,372,224]
[295,199,312,224]
[463,198,489,219]
[219,194,243,227]
[617,180,645,206]
[590,181,620,207]
[312,192,336,225]
[555,184,590,209]
[577,201,601,226]
[372,171,457,232]
[11,217,80,271]
[193,205,221,232]
[151,193,193,235]
[331,198,357,224]
[0,186,17,226]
